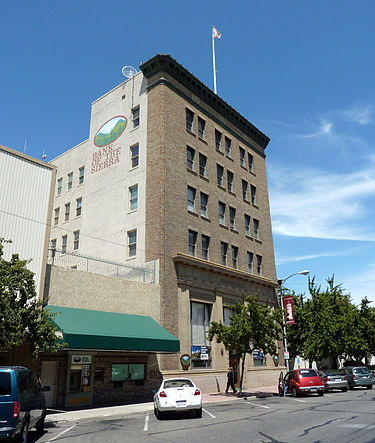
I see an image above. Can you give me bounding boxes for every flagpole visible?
[212,31,217,94]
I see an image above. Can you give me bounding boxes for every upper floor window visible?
[186,109,194,132]
[215,129,222,151]
[130,144,139,168]
[129,185,138,211]
[218,201,226,225]
[199,153,207,177]
[217,164,224,187]
[231,245,238,269]
[251,185,257,205]
[132,106,140,128]
[229,206,236,230]
[128,230,137,257]
[62,235,67,253]
[187,146,195,170]
[225,137,231,158]
[248,153,254,173]
[67,172,73,190]
[244,214,251,236]
[256,255,262,275]
[242,180,248,200]
[253,219,260,240]
[202,234,210,260]
[200,192,208,218]
[198,117,205,139]
[227,170,234,193]
[50,239,57,250]
[79,166,85,185]
[187,186,196,212]
[54,207,60,225]
[57,178,63,196]
[64,203,70,222]
[76,197,82,217]
[73,230,80,250]
[221,241,228,266]
[188,230,197,256]
[247,251,253,273]
[239,147,245,167]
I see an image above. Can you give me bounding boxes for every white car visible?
[153,378,202,419]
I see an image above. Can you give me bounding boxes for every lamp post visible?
[278,270,309,373]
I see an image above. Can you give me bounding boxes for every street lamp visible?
[278,270,309,373]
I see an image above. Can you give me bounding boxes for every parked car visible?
[340,366,375,390]
[278,369,325,397]
[318,370,348,392]
[154,378,202,419]
[0,366,50,442]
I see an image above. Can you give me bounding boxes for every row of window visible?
[188,229,262,275]
[54,198,82,225]
[187,186,260,239]
[186,108,255,173]
[57,167,85,196]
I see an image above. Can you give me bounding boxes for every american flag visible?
[212,26,222,39]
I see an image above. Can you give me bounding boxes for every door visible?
[41,361,58,408]
[229,358,240,388]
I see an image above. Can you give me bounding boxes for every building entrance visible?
[229,358,240,388]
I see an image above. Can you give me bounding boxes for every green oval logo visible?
[94,116,127,147]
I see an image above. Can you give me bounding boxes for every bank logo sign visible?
[94,116,127,147]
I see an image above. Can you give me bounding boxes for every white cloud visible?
[275,250,354,265]
[341,104,373,126]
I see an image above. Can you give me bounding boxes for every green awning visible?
[47,306,180,353]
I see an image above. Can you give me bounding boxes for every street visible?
[30,388,375,443]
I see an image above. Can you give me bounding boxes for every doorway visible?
[41,361,58,408]
[229,358,240,388]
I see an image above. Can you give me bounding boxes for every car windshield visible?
[164,379,194,389]
[353,367,371,374]
[299,369,318,377]
[0,373,11,396]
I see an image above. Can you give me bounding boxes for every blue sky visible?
[1,1,375,305]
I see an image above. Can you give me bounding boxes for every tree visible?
[0,238,64,361]
[207,294,281,392]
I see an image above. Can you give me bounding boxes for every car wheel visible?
[292,387,298,397]
[342,387,347,392]
[17,420,29,443]
[318,391,324,397]
[155,407,164,420]
[36,413,45,434]
[349,385,354,390]
[195,407,202,418]
[366,385,373,390]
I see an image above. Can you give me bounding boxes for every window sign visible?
[129,364,145,380]
[191,345,209,360]
[112,364,129,381]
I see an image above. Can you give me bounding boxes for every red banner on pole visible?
[283,295,295,324]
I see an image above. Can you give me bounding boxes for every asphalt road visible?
[31,388,375,443]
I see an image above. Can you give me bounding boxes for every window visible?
[50,239,57,250]
[247,251,253,273]
[54,207,60,225]
[129,185,138,211]
[191,301,211,368]
[67,172,73,190]
[130,144,139,168]
[73,230,80,250]
[229,206,236,230]
[223,307,233,327]
[256,255,262,275]
[57,178,63,195]
[188,230,197,256]
[76,198,82,217]
[225,137,231,158]
[218,201,226,225]
[128,230,137,257]
[248,153,254,173]
[239,147,245,167]
[186,109,194,131]
[251,185,257,205]
[132,106,140,128]
[64,203,70,222]
[200,192,208,217]
[253,219,260,240]
[244,214,251,236]
[215,129,222,151]
[202,235,210,260]
[242,180,248,200]
[221,241,228,265]
[111,363,145,381]
[187,146,195,170]
[227,170,234,193]
[62,235,67,253]
[198,117,205,139]
[231,245,239,269]
[187,186,196,212]
[199,153,207,177]
[217,164,224,187]
[79,166,85,185]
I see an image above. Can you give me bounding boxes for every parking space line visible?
[203,408,216,418]
[144,415,149,431]
[46,424,77,442]
[245,402,270,409]
[291,398,306,403]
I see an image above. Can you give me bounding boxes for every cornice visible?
[139,54,270,149]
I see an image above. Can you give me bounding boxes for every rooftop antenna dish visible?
[122,66,137,79]
[41,150,47,161]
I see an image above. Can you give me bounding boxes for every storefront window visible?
[191,302,212,368]
[253,348,266,367]
[111,363,145,381]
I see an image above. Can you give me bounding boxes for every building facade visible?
[47,54,281,398]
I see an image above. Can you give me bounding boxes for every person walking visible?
[225,367,236,394]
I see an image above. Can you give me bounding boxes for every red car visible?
[279,369,325,397]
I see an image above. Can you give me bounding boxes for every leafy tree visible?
[207,294,281,392]
[0,238,64,361]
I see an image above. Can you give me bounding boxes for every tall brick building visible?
[47,54,280,399]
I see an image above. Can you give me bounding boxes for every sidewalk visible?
[45,386,277,423]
